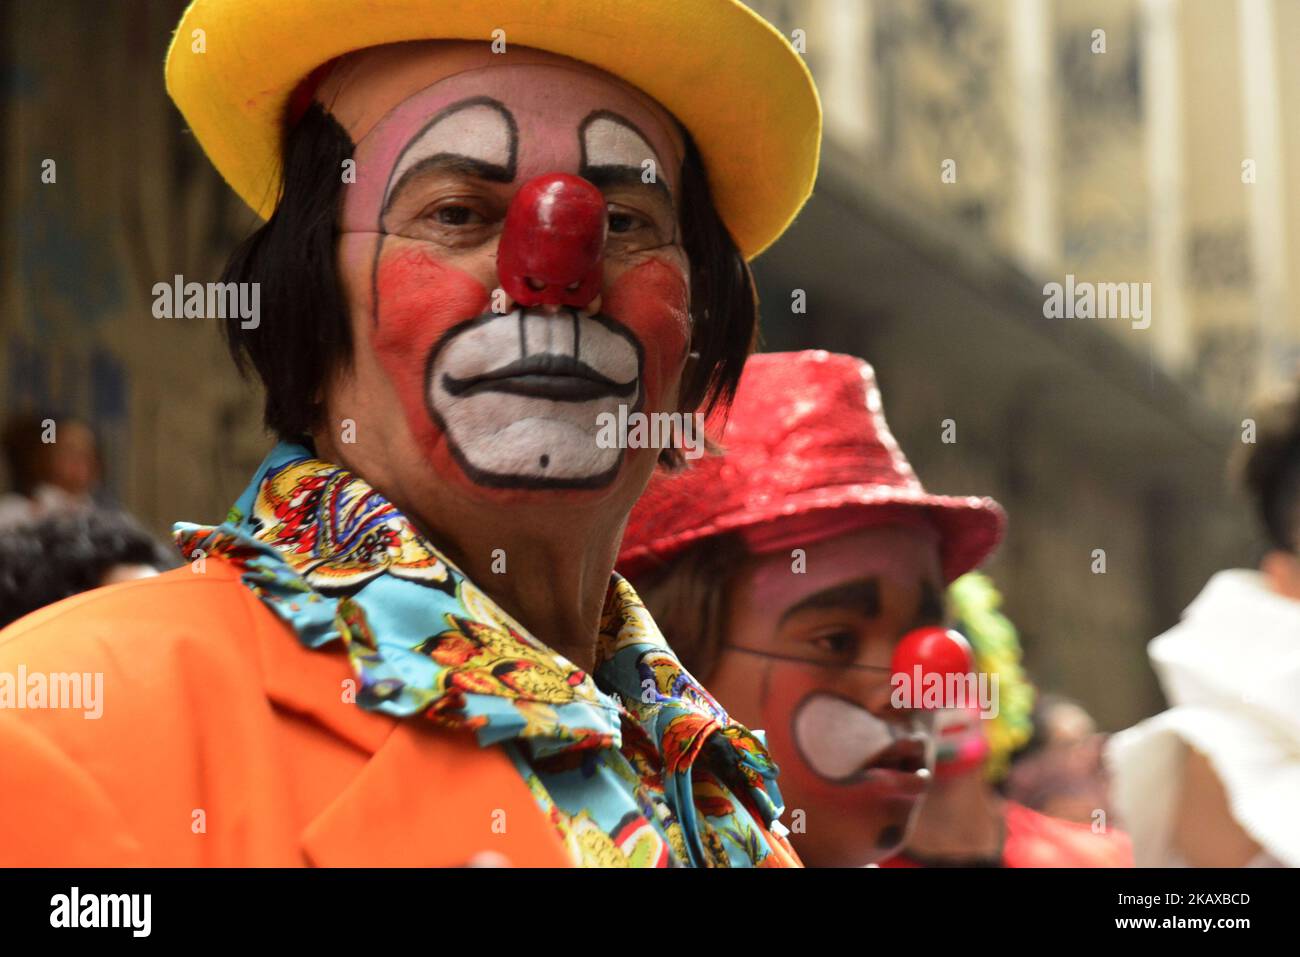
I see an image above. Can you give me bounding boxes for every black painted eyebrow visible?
[578,109,673,196]
[579,163,673,206]
[379,96,518,224]
[382,153,513,216]
[778,579,882,627]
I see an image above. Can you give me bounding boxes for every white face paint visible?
[581,114,663,185]
[792,693,895,780]
[427,308,643,488]
[383,100,516,204]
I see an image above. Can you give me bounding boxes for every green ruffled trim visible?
[948,572,1035,781]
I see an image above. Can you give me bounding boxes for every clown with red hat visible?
[620,349,1005,865]
[620,350,1132,867]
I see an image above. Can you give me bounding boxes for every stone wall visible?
[2,0,268,539]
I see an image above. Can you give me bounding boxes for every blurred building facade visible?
[2,0,269,532]
[3,0,1296,727]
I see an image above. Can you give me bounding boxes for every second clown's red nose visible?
[497,172,607,310]
[890,627,976,710]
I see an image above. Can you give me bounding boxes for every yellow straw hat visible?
[165,0,822,260]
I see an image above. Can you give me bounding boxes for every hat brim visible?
[165,0,821,260]
[618,485,1007,584]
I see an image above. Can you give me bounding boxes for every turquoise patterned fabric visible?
[174,442,797,867]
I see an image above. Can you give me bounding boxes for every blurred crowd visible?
[0,414,174,628]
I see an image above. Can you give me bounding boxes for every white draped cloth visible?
[1107,570,1300,867]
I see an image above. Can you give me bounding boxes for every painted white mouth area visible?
[793,693,894,780]
[428,309,642,485]
[436,309,638,385]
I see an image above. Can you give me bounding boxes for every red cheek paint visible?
[603,257,690,414]
[371,244,490,471]
[370,243,688,497]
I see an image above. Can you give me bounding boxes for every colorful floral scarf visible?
[174,442,789,866]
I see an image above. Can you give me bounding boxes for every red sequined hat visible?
[618,350,1005,582]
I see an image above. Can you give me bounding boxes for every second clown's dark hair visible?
[219,100,758,451]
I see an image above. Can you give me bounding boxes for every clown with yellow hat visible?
[0,0,819,867]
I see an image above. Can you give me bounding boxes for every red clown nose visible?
[496,172,607,309]
[890,627,976,710]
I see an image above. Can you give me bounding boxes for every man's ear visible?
[1260,549,1300,601]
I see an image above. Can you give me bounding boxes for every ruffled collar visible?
[1150,569,1300,738]
[174,442,784,831]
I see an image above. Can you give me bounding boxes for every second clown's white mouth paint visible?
[792,691,931,787]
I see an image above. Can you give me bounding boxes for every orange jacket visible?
[0,559,572,866]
